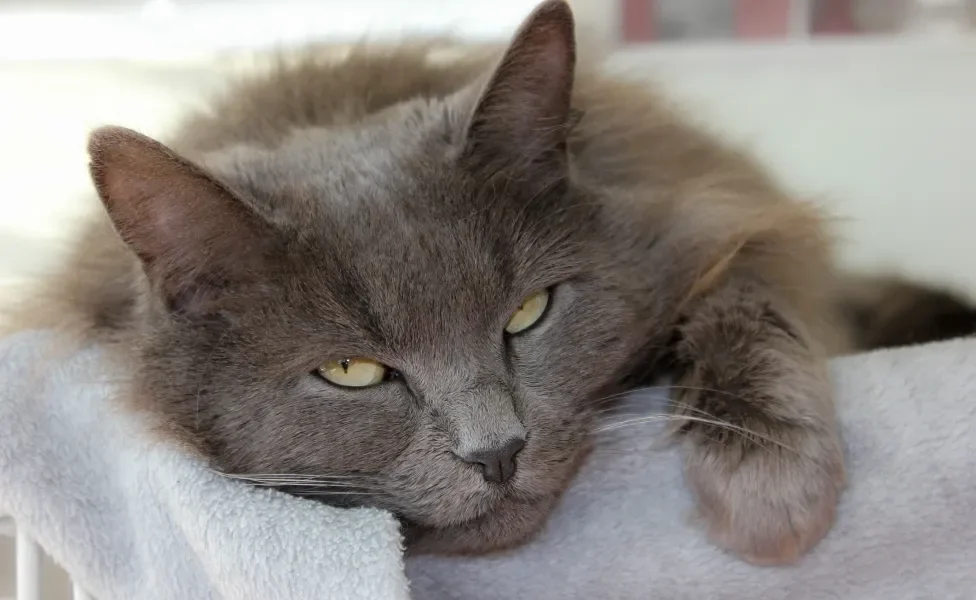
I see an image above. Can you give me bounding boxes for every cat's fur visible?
[6,0,973,565]
[835,274,976,351]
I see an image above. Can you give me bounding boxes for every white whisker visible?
[209,469,385,490]
[293,490,381,498]
[217,471,378,480]
[594,413,794,453]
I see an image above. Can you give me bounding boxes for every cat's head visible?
[88,0,648,549]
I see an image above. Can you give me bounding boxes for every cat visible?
[5,0,974,566]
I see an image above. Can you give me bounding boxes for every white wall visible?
[612,39,976,295]
[1,38,974,296]
[0,0,539,60]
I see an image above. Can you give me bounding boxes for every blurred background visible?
[0,1,974,597]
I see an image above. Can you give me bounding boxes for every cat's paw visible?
[683,422,845,565]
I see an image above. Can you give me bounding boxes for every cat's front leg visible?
[671,278,845,565]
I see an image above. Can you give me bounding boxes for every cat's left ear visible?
[88,126,274,313]
[461,0,576,176]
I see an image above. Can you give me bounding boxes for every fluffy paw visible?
[683,423,845,565]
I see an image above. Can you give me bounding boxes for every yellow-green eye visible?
[505,289,550,334]
[318,358,388,388]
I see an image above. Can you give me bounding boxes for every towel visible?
[1,330,975,599]
[409,337,976,599]
[0,331,410,600]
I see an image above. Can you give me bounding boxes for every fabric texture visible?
[1,330,975,599]
[0,331,409,600]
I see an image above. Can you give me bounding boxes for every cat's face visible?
[136,116,642,529]
[89,0,649,540]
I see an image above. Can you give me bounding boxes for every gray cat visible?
[9,0,972,565]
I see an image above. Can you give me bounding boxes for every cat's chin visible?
[392,442,592,538]
[387,480,507,529]
[397,481,566,555]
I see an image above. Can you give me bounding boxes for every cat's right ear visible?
[461,0,576,177]
[88,126,272,313]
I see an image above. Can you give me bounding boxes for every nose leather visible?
[459,437,526,484]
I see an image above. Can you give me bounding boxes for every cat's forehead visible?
[216,125,494,254]
[203,99,534,257]
[199,102,590,342]
[210,99,459,207]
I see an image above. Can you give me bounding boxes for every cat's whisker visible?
[239,480,387,493]
[594,413,796,454]
[587,384,673,407]
[590,383,752,407]
[589,393,668,414]
[595,411,674,422]
[595,412,729,447]
[259,483,379,491]
[587,386,803,454]
[292,490,381,498]
[593,414,674,433]
[209,469,385,489]
[662,383,770,404]
[220,476,382,487]
[591,397,722,423]
[596,411,738,440]
[589,384,790,420]
[217,471,380,479]
[596,416,769,455]
[232,476,379,484]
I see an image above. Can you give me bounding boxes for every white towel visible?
[0,331,409,600]
[2,330,975,599]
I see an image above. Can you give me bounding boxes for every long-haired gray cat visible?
[8,0,974,565]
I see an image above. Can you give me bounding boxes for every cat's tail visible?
[832,273,976,352]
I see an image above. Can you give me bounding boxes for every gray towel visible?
[2,330,975,599]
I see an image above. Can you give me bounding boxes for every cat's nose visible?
[459,437,526,484]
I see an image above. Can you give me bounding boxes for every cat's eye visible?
[317,358,390,388]
[505,289,550,335]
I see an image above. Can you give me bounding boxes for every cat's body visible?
[8,0,974,565]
